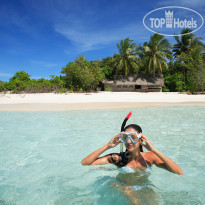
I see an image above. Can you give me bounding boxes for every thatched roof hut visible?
[103,74,164,92]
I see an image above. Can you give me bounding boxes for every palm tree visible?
[173,28,204,58]
[173,29,205,84]
[114,38,139,76]
[142,33,172,75]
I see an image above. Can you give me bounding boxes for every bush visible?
[49,75,64,92]
[186,65,205,93]
[25,79,52,93]
[10,71,30,82]
[6,71,31,93]
[162,87,169,92]
[105,87,111,91]
[0,80,6,92]
[61,55,104,91]
[100,56,115,80]
[164,73,187,92]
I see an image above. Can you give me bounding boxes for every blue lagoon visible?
[0,106,204,204]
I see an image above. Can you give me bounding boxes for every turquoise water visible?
[0,106,204,205]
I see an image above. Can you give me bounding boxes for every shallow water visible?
[0,106,204,205]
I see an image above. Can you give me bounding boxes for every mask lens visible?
[130,133,139,142]
[120,133,128,142]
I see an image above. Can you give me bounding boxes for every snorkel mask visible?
[120,132,141,144]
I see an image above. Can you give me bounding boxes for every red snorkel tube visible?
[120,112,132,153]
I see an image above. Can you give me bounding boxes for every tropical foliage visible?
[173,28,204,58]
[0,30,204,93]
[99,56,115,80]
[139,33,173,75]
[177,46,205,92]
[61,55,104,91]
[1,71,65,93]
[114,38,139,76]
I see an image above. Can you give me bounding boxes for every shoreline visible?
[0,102,205,111]
[0,92,205,111]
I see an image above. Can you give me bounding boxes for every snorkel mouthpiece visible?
[120,112,132,152]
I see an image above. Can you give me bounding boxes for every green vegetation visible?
[138,33,173,75]
[0,29,204,93]
[61,55,104,92]
[1,71,65,93]
[114,38,139,76]
[172,28,204,58]
[105,87,111,91]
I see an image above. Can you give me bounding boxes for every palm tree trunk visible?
[184,68,185,84]
[125,61,128,76]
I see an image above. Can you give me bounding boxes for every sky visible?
[0,0,205,81]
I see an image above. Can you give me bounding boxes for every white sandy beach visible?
[0,92,205,111]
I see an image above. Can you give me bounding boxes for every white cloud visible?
[30,76,44,79]
[54,22,149,52]
[0,73,12,77]
[0,3,35,35]
[21,0,150,51]
[30,60,59,68]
